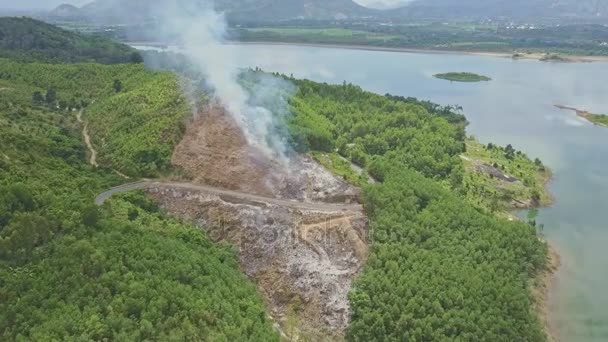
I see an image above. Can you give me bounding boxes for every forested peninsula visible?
[0,17,552,341]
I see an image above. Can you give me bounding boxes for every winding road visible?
[95,180,364,212]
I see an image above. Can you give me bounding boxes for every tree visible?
[130,52,144,64]
[45,88,57,106]
[32,91,44,105]
[505,144,515,160]
[82,206,100,227]
[113,79,123,93]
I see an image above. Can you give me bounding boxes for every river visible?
[135,43,608,341]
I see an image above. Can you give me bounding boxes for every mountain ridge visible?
[48,0,607,23]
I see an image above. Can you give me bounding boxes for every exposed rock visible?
[474,162,518,182]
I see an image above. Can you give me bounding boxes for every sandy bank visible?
[233,42,608,63]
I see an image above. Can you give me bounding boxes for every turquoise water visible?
[139,44,608,341]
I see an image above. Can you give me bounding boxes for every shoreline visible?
[128,40,608,63]
[555,104,608,127]
[520,173,560,341]
[234,41,608,63]
[533,241,561,342]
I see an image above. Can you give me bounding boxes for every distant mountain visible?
[64,0,374,23]
[0,17,139,63]
[49,0,607,24]
[392,0,608,21]
[48,4,83,18]
[227,0,373,21]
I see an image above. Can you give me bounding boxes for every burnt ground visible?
[152,105,369,339]
[172,105,360,203]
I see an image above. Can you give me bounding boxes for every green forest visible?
[0,19,278,340]
[286,79,549,341]
[0,17,550,342]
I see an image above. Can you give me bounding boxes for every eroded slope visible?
[155,105,369,338]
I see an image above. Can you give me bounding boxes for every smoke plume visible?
[156,1,295,163]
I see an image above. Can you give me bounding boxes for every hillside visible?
[0,58,279,340]
[0,17,140,63]
[66,0,373,23]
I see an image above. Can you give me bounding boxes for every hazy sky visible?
[0,0,412,11]
[0,0,90,10]
[354,0,411,9]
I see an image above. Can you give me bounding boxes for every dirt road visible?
[76,110,98,167]
[95,180,364,212]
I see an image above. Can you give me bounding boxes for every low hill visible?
[0,17,140,64]
[48,4,83,19]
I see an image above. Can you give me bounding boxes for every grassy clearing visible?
[461,138,552,212]
[311,151,370,187]
[586,113,608,127]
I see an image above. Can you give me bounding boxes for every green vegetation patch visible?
[434,72,492,82]
[461,139,552,213]
[311,152,371,187]
[0,58,189,177]
[0,61,278,341]
[288,79,548,341]
[86,71,191,177]
[586,113,608,127]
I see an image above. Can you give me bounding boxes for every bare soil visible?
[149,186,368,339]
[172,105,360,203]
[156,105,369,339]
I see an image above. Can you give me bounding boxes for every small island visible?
[434,72,492,82]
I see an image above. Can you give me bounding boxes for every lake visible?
[135,43,608,341]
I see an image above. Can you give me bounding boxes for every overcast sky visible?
[0,0,412,11]
[0,0,89,10]
[354,0,411,9]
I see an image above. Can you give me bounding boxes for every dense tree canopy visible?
[0,17,141,64]
[287,79,549,341]
[0,60,278,341]
[0,58,191,177]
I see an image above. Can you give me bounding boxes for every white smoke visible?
[157,1,295,162]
